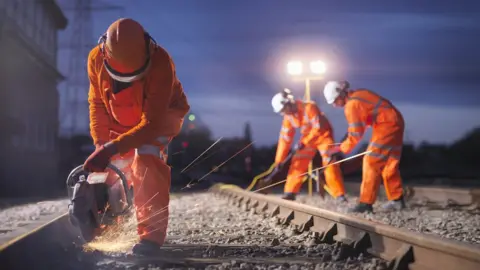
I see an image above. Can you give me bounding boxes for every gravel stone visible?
[0,199,68,234]
[296,194,480,245]
[87,193,386,269]
[0,193,389,269]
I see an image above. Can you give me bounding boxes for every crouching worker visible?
[83,18,190,255]
[323,81,406,213]
[271,89,346,202]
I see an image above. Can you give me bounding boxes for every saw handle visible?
[66,163,133,207]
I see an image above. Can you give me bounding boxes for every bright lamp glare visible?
[310,61,326,74]
[287,61,303,75]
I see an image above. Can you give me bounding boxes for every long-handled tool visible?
[310,163,326,199]
[254,152,294,194]
[251,149,328,196]
[253,150,372,194]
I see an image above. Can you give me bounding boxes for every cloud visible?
[57,0,480,140]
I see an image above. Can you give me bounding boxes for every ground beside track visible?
[1,193,387,270]
[2,191,478,269]
[296,194,480,245]
[0,198,68,236]
[88,193,387,269]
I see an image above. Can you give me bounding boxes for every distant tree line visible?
[58,124,480,189]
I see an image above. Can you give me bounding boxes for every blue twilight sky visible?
[57,0,480,146]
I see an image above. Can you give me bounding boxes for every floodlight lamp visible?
[287,61,303,75]
[310,60,327,74]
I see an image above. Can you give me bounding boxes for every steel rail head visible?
[210,183,480,270]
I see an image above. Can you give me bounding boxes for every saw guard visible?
[66,164,133,207]
[66,163,133,242]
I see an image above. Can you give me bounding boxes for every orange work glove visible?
[83,142,118,172]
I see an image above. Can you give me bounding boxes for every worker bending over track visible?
[83,18,190,255]
[271,89,346,201]
[323,81,406,213]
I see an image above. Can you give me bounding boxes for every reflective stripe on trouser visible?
[318,140,345,198]
[133,137,171,245]
[360,140,403,204]
[284,147,316,193]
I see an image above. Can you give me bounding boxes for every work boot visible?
[281,192,296,201]
[382,196,406,211]
[335,195,348,203]
[348,203,373,213]
[132,239,161,256]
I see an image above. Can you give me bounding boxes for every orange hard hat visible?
[101,18,151,82]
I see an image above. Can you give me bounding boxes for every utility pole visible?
[59,0,124,137]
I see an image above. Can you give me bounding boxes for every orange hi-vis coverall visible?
[87,44,190,245]
[275,100,345,196]
[340,89,405,204]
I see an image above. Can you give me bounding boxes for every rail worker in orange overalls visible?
[83,18,190,254]
[271,89,346,202]
[323,81,406,213]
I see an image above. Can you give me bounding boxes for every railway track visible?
[212,184,480,270]
[0,184,479,269]
[342,182,480,207]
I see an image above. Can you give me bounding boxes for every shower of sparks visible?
[180,137,223,173]
[136,192,159,211]
[181,141,255,190]
[170,150,185,156]
[181,147,223,173]
[132,168,148,201]
[99,203,110,225]
[84,208,139,253]
[84,204,170,253]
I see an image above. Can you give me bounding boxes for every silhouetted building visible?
[0,1,67,196]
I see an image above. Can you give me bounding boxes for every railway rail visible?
[212,184,480,270]
[342,182,480,207]
[0,183,479,269]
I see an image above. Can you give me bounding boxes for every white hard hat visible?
[323,81,347,104]
[271,89,294,113]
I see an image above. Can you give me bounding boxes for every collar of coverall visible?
[345,90,354,101]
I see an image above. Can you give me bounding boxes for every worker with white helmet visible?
[271,89,346,201]
[323,81,406,213]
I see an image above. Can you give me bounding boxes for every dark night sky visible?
[59,0,480,146]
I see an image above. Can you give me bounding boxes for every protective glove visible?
[326,145,341,156]
[293,142,305,152]
[325,145,343,164]
[271,163,282,174]
[83,142,118,172]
